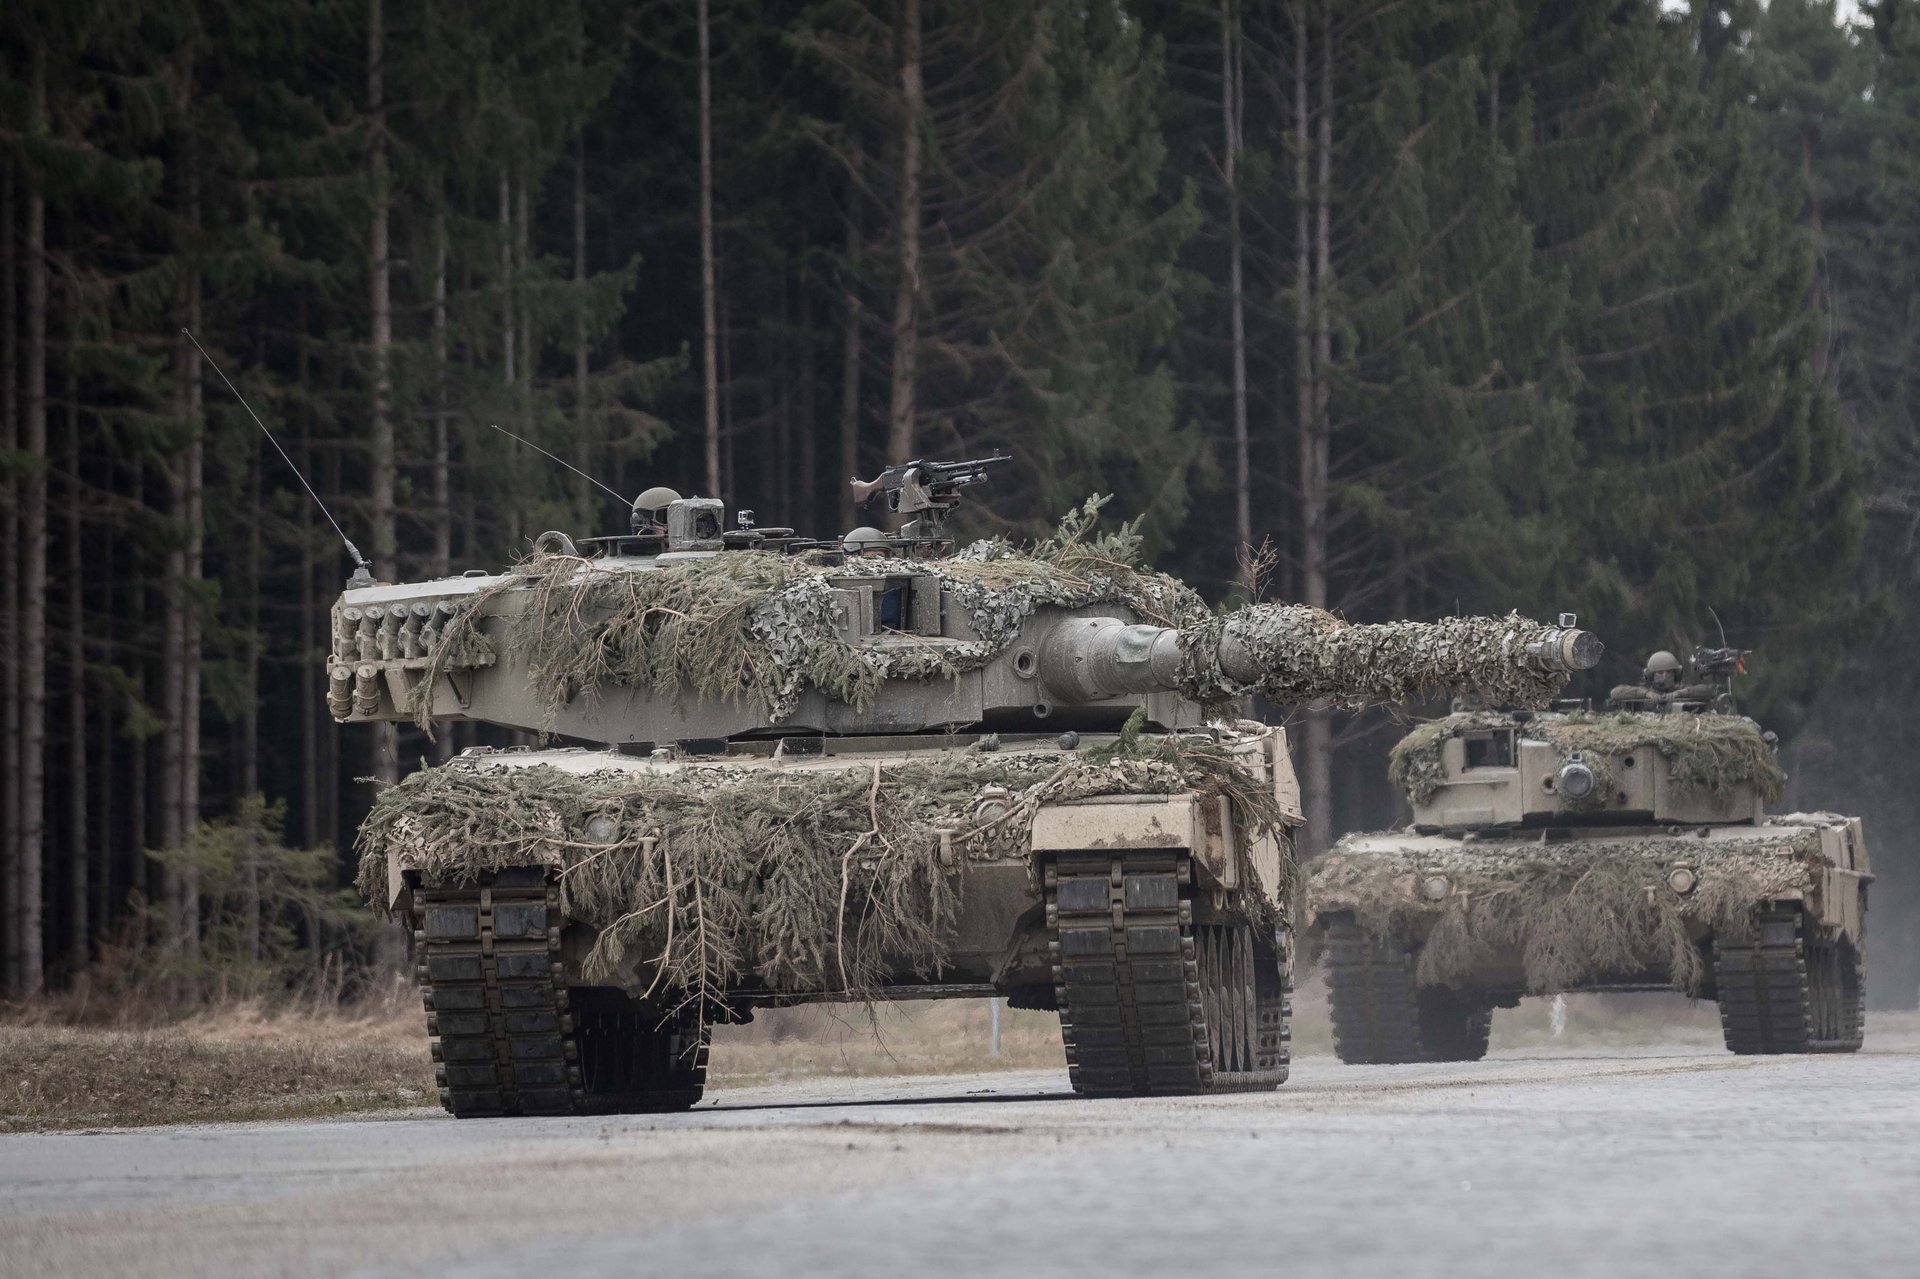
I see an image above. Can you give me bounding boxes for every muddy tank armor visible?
[334,479,1599,1115]
[1305,649,1870,1064]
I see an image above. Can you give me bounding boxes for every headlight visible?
[1557,756,1596,800]
[1666,866,1698,895]
[1420,874,1451,901]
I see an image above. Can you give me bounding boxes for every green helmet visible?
[843,526,890,555]
[632,486,682,524]
[1644,651,1682,676]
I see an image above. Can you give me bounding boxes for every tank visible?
[334,471,1601,1116]
[1304,649,1871,1063]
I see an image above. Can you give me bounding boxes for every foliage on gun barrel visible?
[1174,607,1583,711]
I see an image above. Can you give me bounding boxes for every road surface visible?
[5,1037,1918,1278]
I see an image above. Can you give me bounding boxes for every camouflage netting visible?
[1178,607,1576,712]
[1306,824,1834,995]
[415,497,1579,731]
[1387,711,1786,807]
[358,725,1293,1009]
[416,497,1204,730]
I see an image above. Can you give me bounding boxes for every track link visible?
[415,869,579,1117]
[1715,904,1863,1055]
[1324,916,1489,1065]
[413,869,709,1117]
[1047,852,1288,1097]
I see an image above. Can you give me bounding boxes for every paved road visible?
[5,1038,1919,1279]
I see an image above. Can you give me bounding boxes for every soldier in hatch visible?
[1608,649,1730,712]
[631,486,681,537]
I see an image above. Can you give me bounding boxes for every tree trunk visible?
[887,0,924,467]
[297,314,322,847]
[515,172,530,408]
[573,134,593,528]
[1295,3,1334,858]
[1222,0,1250,591]
[181,248,203,961]
[368,0,398,787]
[2,154,20,995]
[432,219,451,578]
[241,427,261,965]
[699,0,722,497]
[500,173,514,387]
[797,277,817,533]
[839,203,864,530]
[65,363,86,976]
[18,63,49,992]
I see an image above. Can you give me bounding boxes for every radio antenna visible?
[183,327,371,579]
[488,423,627,506]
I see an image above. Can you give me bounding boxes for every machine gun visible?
[1691,645,1750,680]
[850,453,1011,539]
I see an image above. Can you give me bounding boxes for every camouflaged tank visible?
[1305,650,1870,1063]
[335,473,1600,1116]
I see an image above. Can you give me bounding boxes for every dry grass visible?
[0,1019,432,1132]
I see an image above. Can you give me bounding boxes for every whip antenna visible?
[488,423,627,505]
[183,327,371,577]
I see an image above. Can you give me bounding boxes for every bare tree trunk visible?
[699,0,722,497]
[719,287,735,500]
[241,427,261,964]
[887,0,923,467]
[18,69,48,991]
[839,205,864,529]
[515,172,530,412]
[797,279,817,533]
[297,313,322,847]
[368,0,397,787]
[432,219,451,577]
[1222,0,1250,591]
[500,173,514,387]
[1292,3,1333,858]
[181,245,203,960]
[2,155,20,994]
[65,364,86,976]
[573,135,593,528]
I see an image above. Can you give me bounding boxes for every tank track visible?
[413,868,709,1116]
[1324,916,1490,1065]
[1047,851,1289,1096]
[1715,904,1864,1055]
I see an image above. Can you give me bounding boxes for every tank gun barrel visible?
[1041,606,1600,709]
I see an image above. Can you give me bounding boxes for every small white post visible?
[990,997,1002,1058]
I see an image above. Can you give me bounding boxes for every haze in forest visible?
[1,0,1916,1008]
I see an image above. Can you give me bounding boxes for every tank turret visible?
[325,494,1598,745]
[1389,706,1783,829]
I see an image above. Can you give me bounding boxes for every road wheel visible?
[1049,852,1288,1096]
[1715,905,1864,1055]
[569,987,710,1112]
[1324,914,1490,1064]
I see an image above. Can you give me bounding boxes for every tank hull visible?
[369,725,1304,1114]
[1305,815,1869,1060]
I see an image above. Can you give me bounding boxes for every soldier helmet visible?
[633,486,682,520]
[843,526,890,555]
[1644,651,1682,676]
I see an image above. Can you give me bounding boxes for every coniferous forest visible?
[1,0,1917,1003]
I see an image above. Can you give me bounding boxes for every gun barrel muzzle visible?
[1527,624,1604,672]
